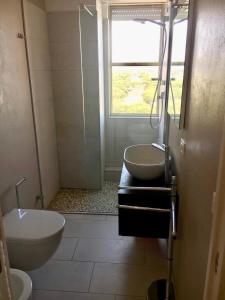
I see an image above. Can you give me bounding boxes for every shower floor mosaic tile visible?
[48,182,118,215]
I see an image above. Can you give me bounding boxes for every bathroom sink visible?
[124,144,165,180]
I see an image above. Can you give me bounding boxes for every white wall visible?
[24,0,60,207]
[0,0,42,213]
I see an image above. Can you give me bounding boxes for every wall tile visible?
[32,70,53,100]
[52,70,82,100]
[54,97,84,129]
[45,0,96,12]
[82,40,98,70]
[47,11,79,43]
[83,70,99,97]
[50,41,81,70]
[28,37,52,70]
[25,1,49,40]
[59,159,86,188]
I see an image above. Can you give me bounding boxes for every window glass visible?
[111,18,161,115]
[112,21,161,63]
[112,66,159,115]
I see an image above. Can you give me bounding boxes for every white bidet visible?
[0,268,32,300]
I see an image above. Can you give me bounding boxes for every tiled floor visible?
[29,214,168,300]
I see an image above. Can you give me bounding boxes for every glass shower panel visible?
[79,5,103,189]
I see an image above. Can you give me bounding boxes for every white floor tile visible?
[105,215,118,223]
[145,239,167,267]
[63,219,120,239]
[52,238,78,260]
[29,260,93,292]
[33,290,115,300]
[73,238,145,265]
[90,263,166,297]
[30,213,168,300]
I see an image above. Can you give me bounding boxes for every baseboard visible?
[104,167,121,183]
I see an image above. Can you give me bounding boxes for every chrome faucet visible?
[152,143,170,184]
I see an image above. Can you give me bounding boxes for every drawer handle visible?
[118,185,172,192]
[118,204,170,213]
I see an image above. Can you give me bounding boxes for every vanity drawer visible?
[118,164,178,239]
[118,192,171,238]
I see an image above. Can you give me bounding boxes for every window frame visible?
[109,5,163,118]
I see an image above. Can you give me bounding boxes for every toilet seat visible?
[3,209,65,244]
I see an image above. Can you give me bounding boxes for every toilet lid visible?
[3,209,65,242]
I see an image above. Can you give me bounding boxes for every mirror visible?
[167,2,192,128]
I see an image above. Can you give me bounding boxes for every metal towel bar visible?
[118,185,172,192]
[171,196,176,237]
[118,204,170,213]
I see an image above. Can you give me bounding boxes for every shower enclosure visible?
[23,0,105,204]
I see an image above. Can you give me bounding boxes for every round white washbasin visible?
[124,144,165,180]
[0,268,32,300]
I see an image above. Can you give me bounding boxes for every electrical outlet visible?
[180,138,186,156]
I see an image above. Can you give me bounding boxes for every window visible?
[110,5,163,116]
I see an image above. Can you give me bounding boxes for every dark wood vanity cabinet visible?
[118,165,173,239]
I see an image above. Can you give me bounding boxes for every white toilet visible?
[3,209,65,271]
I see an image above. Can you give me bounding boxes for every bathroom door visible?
[0,0,41,211]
